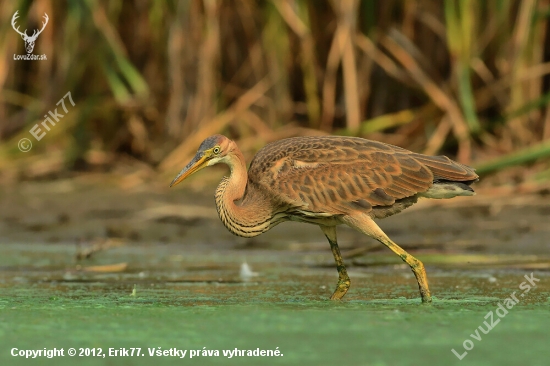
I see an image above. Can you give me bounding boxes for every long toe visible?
[330,279,351,300]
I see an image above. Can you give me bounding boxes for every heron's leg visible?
[343,215,432,303]
[320,225,350,300]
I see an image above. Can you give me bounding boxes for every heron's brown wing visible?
[411,154,477,182]
[248,136,477,215]
[260,151,433,214]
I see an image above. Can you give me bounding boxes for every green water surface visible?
[1,244,549,366]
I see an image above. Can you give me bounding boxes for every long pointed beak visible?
[170,153,208,187]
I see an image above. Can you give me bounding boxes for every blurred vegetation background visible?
[1,0,550,187]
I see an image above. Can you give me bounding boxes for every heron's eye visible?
[213,146,221,154]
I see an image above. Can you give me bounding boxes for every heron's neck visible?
[215,149,273,238]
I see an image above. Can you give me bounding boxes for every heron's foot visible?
[421,293,432,304]
[420,285,432,304]
[329,278,350,300]
[406,255,432,304]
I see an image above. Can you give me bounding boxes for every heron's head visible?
[170,134,233,187]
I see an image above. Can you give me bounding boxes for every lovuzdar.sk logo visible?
[12,10,48,61]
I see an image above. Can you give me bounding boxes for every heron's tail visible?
[413,154,478,199]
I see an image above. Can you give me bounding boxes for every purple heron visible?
[170,135,478,303]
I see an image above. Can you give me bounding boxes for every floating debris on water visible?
[240,262,259,280]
